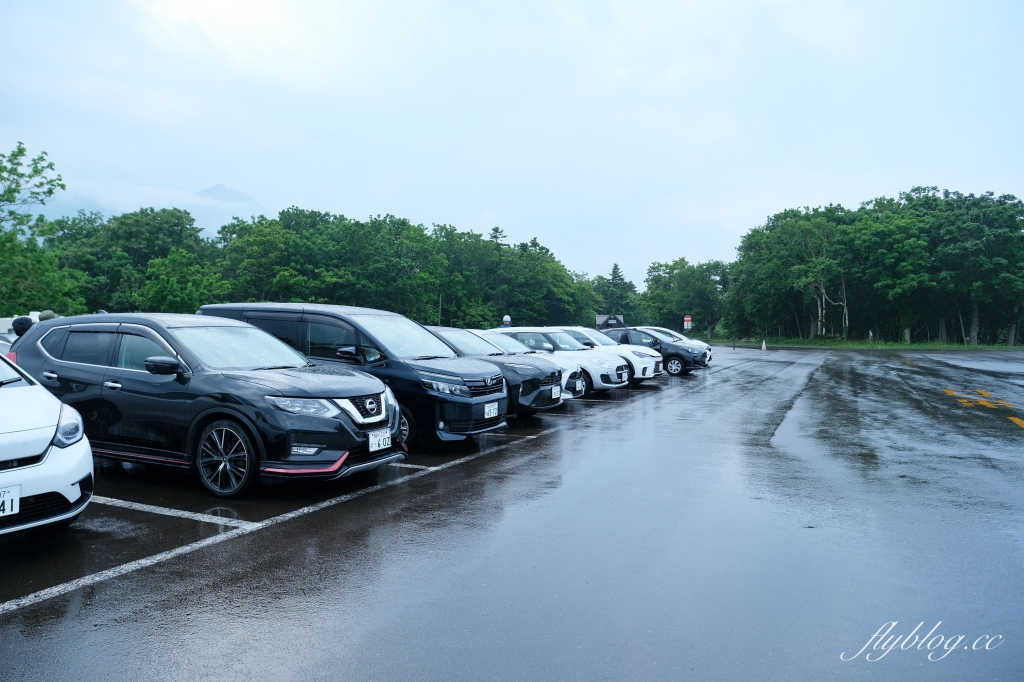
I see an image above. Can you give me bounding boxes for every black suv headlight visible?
[265,396,341,418]
[418,372,471,397]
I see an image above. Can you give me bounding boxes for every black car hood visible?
[404,356,503,379]
[222,364,384,397]
[470,356,545,379]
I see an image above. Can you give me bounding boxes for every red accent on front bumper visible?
[262,451,349,475]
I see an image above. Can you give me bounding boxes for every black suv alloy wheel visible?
[197,420,258,497]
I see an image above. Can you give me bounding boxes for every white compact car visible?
[473,330,586,399]
[0,353,94,535]
[559,326,663,383]
[639,326,712,364]
[493,327,629,396]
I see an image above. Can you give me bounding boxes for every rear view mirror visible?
[582,340,595,347]
[336,346,361,362]
[542,343,554,351]
[144,356,180,375]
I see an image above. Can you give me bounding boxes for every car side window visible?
[516,332,549,350]
[40,328,69,358]
[61,331,117,366]
[306,321,358,360]
[358,333,384,363]
[117,334,166,371]
[636,331,657,346]
[247,317,299,348]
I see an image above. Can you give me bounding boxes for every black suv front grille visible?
[346,393,384,419]
[465,374,504,397]
[447,415,504,433]
[539,371,561,387]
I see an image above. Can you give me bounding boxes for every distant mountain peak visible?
[197,184,263,207]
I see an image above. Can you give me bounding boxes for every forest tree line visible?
[3,143,1023,344]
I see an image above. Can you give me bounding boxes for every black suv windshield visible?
[435,328,503,356]
[174,326,308,370]
[353,314,456,360]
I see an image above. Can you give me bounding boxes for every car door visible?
[628,329,659,349]
[244,315,300,349]
[37,323,119,445]
[100,325,189,459]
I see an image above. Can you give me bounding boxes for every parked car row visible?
[1,301,709,532]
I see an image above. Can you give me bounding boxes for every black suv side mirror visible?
[582,340,595,347]
[145,356,180,375]
[336,346,361,362]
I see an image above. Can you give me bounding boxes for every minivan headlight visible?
[265,396,341,418]
[52,404,84,448]
[418,373,471,397]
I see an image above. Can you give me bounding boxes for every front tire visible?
[665,355,688,377]
[196,419,259,498]
[581,371,595,397]
[399,405,417,446]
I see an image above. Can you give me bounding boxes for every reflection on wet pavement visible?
[2,348,1022,681]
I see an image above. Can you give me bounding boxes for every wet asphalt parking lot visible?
[2,347,1023,681]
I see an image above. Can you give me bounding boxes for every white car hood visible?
[0,384,60,460]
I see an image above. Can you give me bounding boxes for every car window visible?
[0,357,22,383]
[587,331,619,346]
[117,334,166,371]
[636,331,658,345]
[435,328,502,356]
[516,332,552,351]
[481,332,532,354]
[546,332,585,350]
[644,329,676,343]
[40,328,69,357]
[61,331,116,366]
[562,330,592,345]
[350,314,456,360]
[173,326,308,370]
[307,321,357,360]
[247,318,299,348]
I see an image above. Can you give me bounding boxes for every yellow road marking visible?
[975,389,992,396]
[1010,417,1024,429]
[943,389,956,395]
[977,400,996,409]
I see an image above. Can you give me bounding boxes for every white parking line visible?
[0,428,556,617]
[91,496,258,529]
[389,462,433,470]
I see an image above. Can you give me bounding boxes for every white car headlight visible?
[52,404,85,448]
[265,396,341,418]
[589,357,612,368]
[631,350,657,358]
[505,363,536,371]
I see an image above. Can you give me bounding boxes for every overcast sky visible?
[3,0,1022,285]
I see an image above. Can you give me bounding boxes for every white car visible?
[559,326,663,383]
[493,327,629,396]
[0,353,94,535]
[639,326,713,364]
[473,330,586,400]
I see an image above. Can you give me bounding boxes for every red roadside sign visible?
[684,315,692,330]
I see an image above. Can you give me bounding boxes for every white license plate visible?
[485,402,499,419]
[368,428,391,452]
[575,380,583,393]
[0,485,20,517]
[551,385,561,399]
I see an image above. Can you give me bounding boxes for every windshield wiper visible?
[413,355,450,360]
[252,365,303,371]
[0,377,24,387]
[488,352,504,356]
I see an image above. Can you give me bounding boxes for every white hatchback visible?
[0,353,94,535]
[558,326,663,383]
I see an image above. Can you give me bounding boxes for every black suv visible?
[602,327,708,376]
[9,314,404,497]
[426,326,563,417]
[198,304,509,445]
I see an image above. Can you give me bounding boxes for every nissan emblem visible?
[365,398,377,413]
